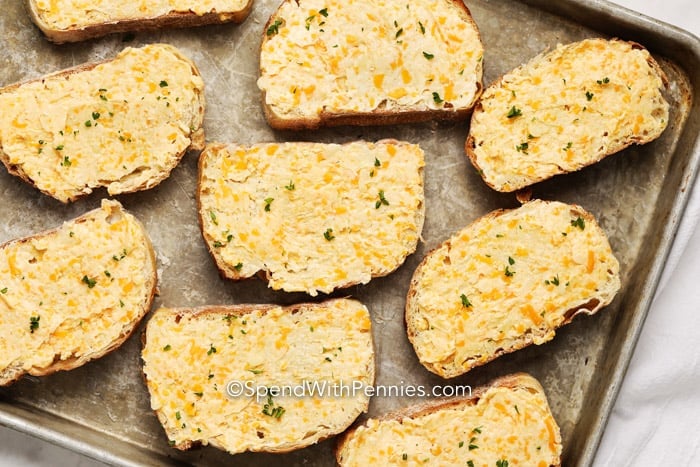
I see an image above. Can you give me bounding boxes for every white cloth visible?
[1,2,698,466]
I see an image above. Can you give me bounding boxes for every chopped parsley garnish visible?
[468,442,478,450]
[85,120,92,127]
[29,316,40,333]
[61,156,72,167]
[458,441,464,448]
[460,294,472,308]
[234,262,243,271]
[375,190,389,209]
[508,256,515,265]
[514,404,520,414]
[262,394,285,419]
[285,180,295,190]
[305,15,316,30]
[395,28,404,39]
[505,266,515,277]
[113,249,127,261]
[264,197,274,212]
[423,51,434,60]
[213,241,224,248]
[497,460,509,467]
[473,426,482,434]
[175,411,181,420]
[319,8,328,17]
[323,228,335,241]
[82,275,97,288]
[586,91,594,101]
[0,288,7,294]
[159,80,168,88]
[564,141,573,151]
[432,92,443,104]
[374,157,381,167]
[163,344,172,351]
[207,344,217,355]
[597,77,610,84]
[506,106,522,118]
[119,299,124,307]
[545,274,560,286]
[209,210,218,225]
[418,21,426,34]
[402,453,408,461]
[92,111,100,120]
[248,368,263,375]
[571,216,586,230]
[515,142,529,153]
[267,19,283,36]
[467,462,475,467]
[194,392,203,397]
[55,145,64,151]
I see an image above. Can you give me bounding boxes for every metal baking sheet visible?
[0,1,698,466]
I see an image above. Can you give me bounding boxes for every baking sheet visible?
[0,1,698,466]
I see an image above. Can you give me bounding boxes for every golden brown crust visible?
[405,201,615,379]
[0,202,158,386]
[26,0,254,43]
[0,45,206,203]
[465,38,669,193]
[335,373,560,466]
[259,0,483,130]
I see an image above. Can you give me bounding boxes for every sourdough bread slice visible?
[466,38,669,192]
[0,199,157,386]
[0,43,205,203]
[26,0,253,43]
[406,200,620,379]
[257,0,483,130]
[336,372,562,466]
[141,298,375,454]
[197,140,425,296]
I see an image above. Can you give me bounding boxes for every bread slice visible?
[0,43,205,203]
[0,199,157,386]
[406,200,620,379]
[141,298,375,454]
[336,372,562,466]
[466,38,669,192]
[26,0,253,43]
[257,0,483,130]
[197,140,425,296]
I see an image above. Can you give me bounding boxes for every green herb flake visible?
[460,294,472,308]
[508,256,515,265]
[432,92,443,104]
[175,411,181,420]
[506,106,522,118]
[586,91,594,101]
[571,216,586,230]
[375,157,381,167]
[92,111,100,120]
[267,19,283,36]
[423,51,434,60]
[468,443,478,450]
[597,77,610,85]
[209,210,218,225]
[324,228,335,241]
[375,190,389,209]
[319,8,328,17]
[473,426,482,434]
[159,80,168,88]
[85,120,92,127]
[458,441,464,448]
[514,404,520,414]
[234,262,243,271]
[496,460,509,467]
[468,462,475,467]
[515,142,529,153]
[505,266,515,277]
[248,368,263,375]
[82,275,97,288]
[119,299,125,307]
[55,145,64,151]
[213,241,224,248]
[163,344,172,351]
[564,141,573,151]
[402,453,408,461]
[29,316,40,333]
[264,197,274,212]
[207,344,217,355]
[0,288,7,294]
[61,156,72,167]
[285,180,295,190]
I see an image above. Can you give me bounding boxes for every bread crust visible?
[142,298,376,454]
[335,372,561,467]
[466,38,669,192]
[196,140,426,294]
[25,0,254,43]
[0,44,206,203]
[259,0,483,130]
[0,201,158,386]
[405,200,619,379]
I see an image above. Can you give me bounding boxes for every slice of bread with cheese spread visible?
[0,199,157,386]
[406,200,620,379]
[27,0,254,43]
[336,372,562,466]
[142,298,375,454]
[197,140,425,296]
[257,0,483,130]
[466,38,669,192]
[0,43,205,203]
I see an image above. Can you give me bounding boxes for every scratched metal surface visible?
[0,0,698,466]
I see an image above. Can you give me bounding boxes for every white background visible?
[1,1,698,466]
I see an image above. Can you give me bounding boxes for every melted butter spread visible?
[142,299,374,453]
[0,44,204,202]
[258,0,483,121]
[199,141,425,295]
[32,0,249,29]
[470,38,669,191]
[0,200,154,379]
[338,378,561,466]
[409,200,620,378]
